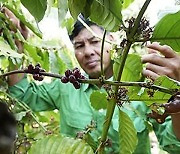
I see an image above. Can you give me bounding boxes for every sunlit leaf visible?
[119,110,137,154]
[0,38,23,58]
[5,4,42,38]
[28,135,94,154]
[24,43,49,71]
[90,91,107,110]
[122,0,134,9]
[15,111,27,121]
[0,56,9,70]
[128,76,180,105]
[68,0,123,31]
[114,54,143,93]
[68,0,86,19]
[21,0,47,22]
[58,0,68,25]
[152,11,180,52]
[89,0,123,31]
[57,47,78,69]
[49,50,66,74]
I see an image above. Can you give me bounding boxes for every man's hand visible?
[2,7,28,39]
[2,7,28,86]
[142,42,180,81]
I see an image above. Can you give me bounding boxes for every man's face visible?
[73,25,113,79]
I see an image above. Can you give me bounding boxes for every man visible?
[8,16,180,153]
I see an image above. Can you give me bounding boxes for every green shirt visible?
[9,77,180,153]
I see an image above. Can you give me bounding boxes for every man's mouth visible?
[86,60,99,68]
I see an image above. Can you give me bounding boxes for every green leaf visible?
[90,91,107,110]
[129,76,180,105]
[114,54,143,92]
[15,111,27,121]
[152,11,180,52]
[62,17,75,34]
[0,56,9,70]
[0,0,7,3]
[68,0,86,19]
[21,0,47,22]
[122,54,143,82]
[5,4,42,38]
[0,37,23,58]
[89,0,123,31]
[35,111,59,123]
[57,47,78,69]
[28,135,94,154]
[119,110,137,154]
[24,43,49,70]
[82,0,93,18]
[122,0,134,9]
[58,0,68,25]
[84,133,97,151]
[68,0,123,31]
[113,54,143,81]
[49,50,66,74]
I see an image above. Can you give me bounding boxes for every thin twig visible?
[77,16,117,45]
[1,69,178,95]
[100,30,106,76]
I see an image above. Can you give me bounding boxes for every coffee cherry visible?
[61,76,69,83]
[33,74,39,80]
[27,64,34,71]
[35,63,41,68]
[65,69,72,77]
[38,76,44,81]
[73,81,80,89]
[61,68,85,89]
[73,69,81,79]
[34,67,40,74]
[80,75,85,79]
[69,75,76,83]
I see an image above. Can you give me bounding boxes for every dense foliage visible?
[0,0,179,153]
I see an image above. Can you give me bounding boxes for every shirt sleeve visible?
[151,116,180,153]
[8,77,64,111]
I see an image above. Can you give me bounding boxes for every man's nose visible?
[84,43,95,57]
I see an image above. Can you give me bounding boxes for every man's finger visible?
[142,69,159,80]
[147,43,176,58]
[141,53,168,67]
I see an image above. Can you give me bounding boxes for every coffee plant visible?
[0,0,180,154]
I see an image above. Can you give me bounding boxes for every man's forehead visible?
[73,26,103,43]
[73,36,97,44]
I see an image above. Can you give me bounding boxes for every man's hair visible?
[69,15,102,41]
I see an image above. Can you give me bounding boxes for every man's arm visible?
[142,42,180,140]
[2,7,28,86]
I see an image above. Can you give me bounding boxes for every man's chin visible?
[86,70,101,79]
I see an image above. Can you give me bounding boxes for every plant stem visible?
[116,42,132,83]
[98,0,152,152]
[0,69,63,79]
[97,98,116,153]
[100,30,107,76]
[80,79,177,95]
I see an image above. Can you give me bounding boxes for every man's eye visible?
[75,44,84,49]
[91,40,100,44]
